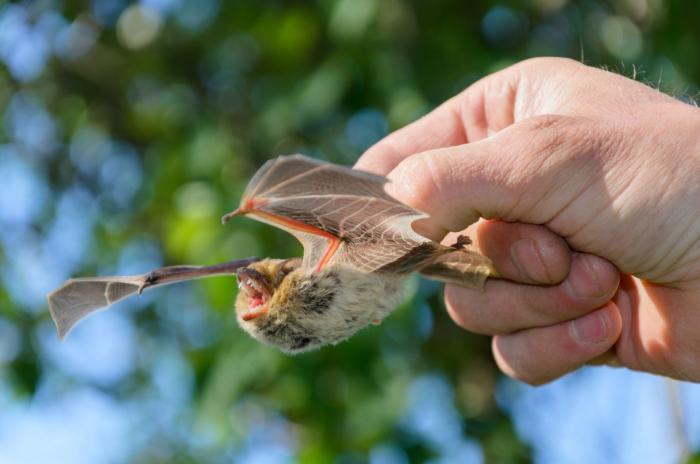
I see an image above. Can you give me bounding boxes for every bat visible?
[48,155,495,352]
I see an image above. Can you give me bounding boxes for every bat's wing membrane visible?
[230,155,444,273]
[48,276,142,339]
[242,155,392,202]
[419,250,495,288]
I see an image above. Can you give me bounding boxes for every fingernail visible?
[570,311,608,345]
[510,238,546,282]
[568,255,607,298]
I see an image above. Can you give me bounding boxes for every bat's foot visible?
[138,272,158,295]
[450,235,472,250]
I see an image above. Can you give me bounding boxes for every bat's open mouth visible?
[236,268,272,321]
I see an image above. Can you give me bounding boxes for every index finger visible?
[354,64,519,175]
[355,57,602,176]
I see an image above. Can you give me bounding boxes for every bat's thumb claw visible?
[221,208,243,225]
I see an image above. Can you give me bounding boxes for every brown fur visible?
[236,259,404,353]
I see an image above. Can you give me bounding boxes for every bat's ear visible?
[264,258,302,286]
[280,258,302,273]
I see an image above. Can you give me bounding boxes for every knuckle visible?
[532,286,598,325]
[519,289,558,324]
[499,115,598,188]
[486,115,586,218]
[522,233,570,285]
[390,152,444,214]
[517,114,612,163]
[366,138,397,159]
[514,114,581,149]
[357,139,402,173]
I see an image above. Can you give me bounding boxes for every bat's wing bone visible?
[47,257,258,340]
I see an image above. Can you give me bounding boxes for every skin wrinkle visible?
[462,89,488,142]
[608,167,684,279]
[522,280,582,327]
[513,61,544,120]
[669,239,700,289]
[660,118,700,284]
[484,74,517,137]
[545,127,636,254]
[465,84,489,142]
[441,127,546,224]
[516,282,563,327]
[536,236,569,284]
[422,153,452,227]
[644,156,700,281]
[513,238,553,284]
[449,98,470,145]
[450,283,549,334]
[557,185,619,249]
[499,116,598,226]
[523,154,596,228]
[576,191,640,265]
[648,214,699,285]
[515,59,579,118]
[469,151,522,222]
[460,65,519,141]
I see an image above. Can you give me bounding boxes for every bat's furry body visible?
[47,155,493,351]
[236,259,403,353]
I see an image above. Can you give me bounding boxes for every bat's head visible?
[235,256,333,353]
[235,258,300,321]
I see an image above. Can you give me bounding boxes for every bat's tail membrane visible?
[47,278,141,340]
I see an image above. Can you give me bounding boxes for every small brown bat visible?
[48,155,494,352]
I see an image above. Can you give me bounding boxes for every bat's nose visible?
[235,267,272,295]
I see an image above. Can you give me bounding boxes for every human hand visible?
[356,57,700,383]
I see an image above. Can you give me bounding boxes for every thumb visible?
[384,114,602,240]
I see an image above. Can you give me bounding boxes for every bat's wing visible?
[419,249,495,288]
[222,155,446,273]
[47,258,257,340]
[48,275,143,339]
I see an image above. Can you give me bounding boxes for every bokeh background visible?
[1,0,699,463]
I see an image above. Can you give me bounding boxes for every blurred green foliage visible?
[0,0,699,462]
